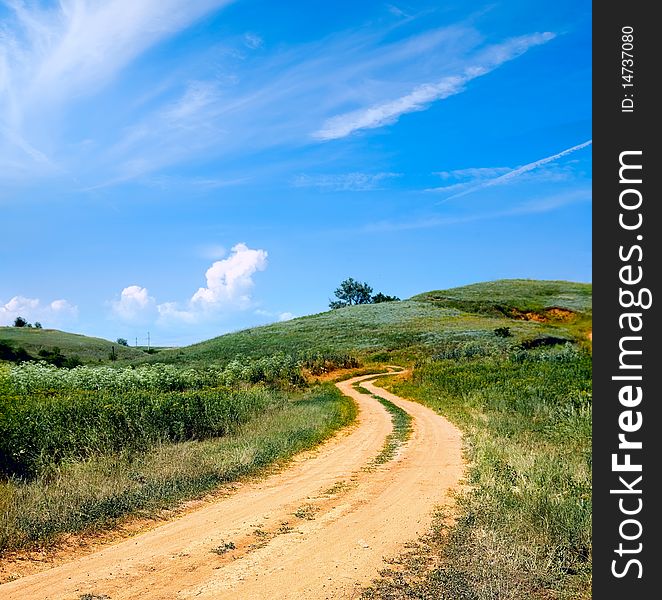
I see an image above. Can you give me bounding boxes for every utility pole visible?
[147,331,151,351]
[135,336,138,347]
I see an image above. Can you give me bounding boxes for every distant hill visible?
[413,279,592,315]
[152,279,592,366]
[1,280,591,367]
[0,327,145,364]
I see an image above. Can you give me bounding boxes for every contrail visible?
[446,139,592,199]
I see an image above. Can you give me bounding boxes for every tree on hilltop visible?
[372,292,400,303]
[329,279,400,309]
[329,278,373,309]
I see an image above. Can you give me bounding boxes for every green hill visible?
[154,279,592,365]
[0,327,145,364]
[413,279,592,314]
[2,280,591,367]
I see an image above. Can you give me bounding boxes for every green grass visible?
[353,383,412,466]
[0,278,592,599]
[413,279,593,313]
[1,280,591,369]
[0,385,281,478]
[0,327,144,364]
[0,384,355,552]
[148,280,590,367]
[365,344,592,599]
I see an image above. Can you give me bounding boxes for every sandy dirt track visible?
[1,371,463,600]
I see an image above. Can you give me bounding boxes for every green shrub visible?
[0,386,278,478]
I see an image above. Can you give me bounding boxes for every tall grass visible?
[0,386,279,478]
[356,385,412,467]
[0,385,355,553]
[368,343,591,599]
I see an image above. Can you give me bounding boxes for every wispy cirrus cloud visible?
[427,140,592,199]
[292,172,400,191]
[360,188,591,233]
[313,32,555,141]
[434,167,511,180]
[1,5,558,189]
[0,0,233,179]
[0,0,232,113]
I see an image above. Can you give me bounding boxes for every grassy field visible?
[0,327,144,365]
[0,381,354,552]
[0,279,592,598]
[413,279,592,312]
[363,346,591,599]
[145,280,589,367]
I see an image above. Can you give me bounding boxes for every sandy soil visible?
[0,371,464,600]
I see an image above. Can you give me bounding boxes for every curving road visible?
[1,371,463,600]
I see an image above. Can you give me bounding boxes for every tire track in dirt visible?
[1,371,463,600]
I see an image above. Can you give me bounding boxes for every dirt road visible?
[1,371,463,600]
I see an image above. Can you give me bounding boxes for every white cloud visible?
[434,167,511,180]
[112,243,269,325]
[0,0,232,178]
[441,140,592,199]
[156,301,198,324]
[292,172,400,191]
[243,33,264,49]
[50,299,78,314]
[52,23,550,186]
[278,311,295,322]
[111,285,155,321]
[1,13,557,186]
[4,0,232,107]
[313,32,555,140]
[0,295,78,326]
[360,188,591,233]
[191,243,268,309]
[474,140,592,188]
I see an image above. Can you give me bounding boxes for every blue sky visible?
[0,0,591,346]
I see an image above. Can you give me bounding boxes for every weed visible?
[324,480,350,495]
[278,521,293,534]
[353,384,412,467]
[293,504,319,520]
[211,541,236,555]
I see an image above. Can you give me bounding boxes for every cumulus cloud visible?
[111,243,269,325]
[111,285,155,321]
[156,301,198,323]
[191,243,268,309]
[0,295,78,326]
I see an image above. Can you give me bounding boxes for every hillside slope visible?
[0,327,144,364]
[413,279,592,313]
[153,279,591,365]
